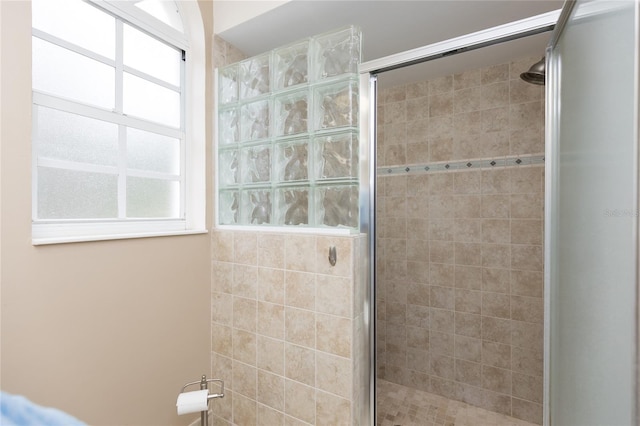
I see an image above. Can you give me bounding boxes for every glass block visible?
[33,37,115,109]
[127,128,180,175]
[242,189,272,225]
[314,80,359,130]
[240,100,270,141]
[123,72,180,128]
[274,90,308,136]
[241,145,271,183]
[219,107,239,145]
[219,64,239,105]
[218,148,240,187]
[315,132,358,180]
[219,190,240,225]
[274,188,309,225]
[36,106,118,166]
[127,177,180,218]
[275,139,309,182]
[37,166,117,219]
[273,40,309,90]
[239,54,270,99]
[312,26,361,80]
[315,185,358,228]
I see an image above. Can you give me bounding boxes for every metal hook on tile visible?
[328,246,337,266]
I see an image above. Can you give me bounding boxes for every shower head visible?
[520,57,545,85]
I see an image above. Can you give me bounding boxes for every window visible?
[31,0,205,244]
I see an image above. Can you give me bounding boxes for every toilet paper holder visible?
[179,375,224,426]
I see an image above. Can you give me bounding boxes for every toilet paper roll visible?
[176,389,209,415]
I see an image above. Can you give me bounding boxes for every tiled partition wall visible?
[211,36,369,426]
[210,230,368,426]
[376,57,545,424]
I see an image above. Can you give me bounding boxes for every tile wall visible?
[212,36,370,426]
[376,56,545,424]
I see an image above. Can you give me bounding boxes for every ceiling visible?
[215,0,563,87]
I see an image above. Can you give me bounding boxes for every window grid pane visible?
[32,0,184,223]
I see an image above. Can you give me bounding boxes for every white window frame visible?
[31,0,206,245]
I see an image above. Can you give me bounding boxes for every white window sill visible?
[32,228,208,246]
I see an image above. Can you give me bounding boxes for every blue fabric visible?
[1,391,85,426]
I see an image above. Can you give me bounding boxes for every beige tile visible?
[211,230,234,262]
[407,261,429,284]
[511,127,544,156]
[481,194,511,218]
[212,388,232,423]
[407,218,429,241]
[430,240,454,264]
[257,336,284,375]
[233,329,257,365]
[455,289,482,314]
[481,106,509,133]
[430,330,454,356]
[430,286,455,310]
[454,218,482,243]
[383,143,406,166]
[257,370,284,411]
[385,122,407,145]
[482,63,509,84]
[512,397,543,424]
[257,404,285,426]
[233,264,258,299]
[383,85,407,103]
[510,102,542,130]
[510,56,541,79]
[511,245,543,271]
[316,236,353,277]
[285,234,316,272]
[285,271,315,310]
[455,242,482,266]
[482,169,511,194]
[454,195,481,218]
[407,282,429,306]
[430,354,455,379]
[430,218,455,241]
[407,81,429,99]
[316,313,351,358]
[454,111,482,137]
[285,342,315,386]
[455,265,482,290]
[454,335,481,362]
[482,267,510,294]
[234,232,257,265]
[407,174,430,197]
[481,81,510,109]
[316,275,352,318]
[481,316,511,345]
[211,323,233,358]
[455,359,482,386]
[284,414,310,426]
[482,341,511,369]
[512,167,543,193]
[315,390,351,426]
[284,380,315,424]
[407,325,429,349]
[482,292,511,319]
[233,392,257,426]
[429,75,453,93]
[511,270,543,297]
[316,352,352,399]
[212,261,233,294]
[406,304,430,328]
[211,352,233,389]
[511,219,543,245]
[429,136,454,162]
[212,292,233,326]
[511,295,543,323]
[430,194,455,218]
[233,296,257,332]
[481,365,511,394]
[406,239,429,262]
[257,301,285,339]
[454,87,483,113]
[482,219,510,244]
[454,68,481,90]
[512,372,543,404]
[232,360,257,399]
[481,243,510,269]
[258,267,285,304]
[430,308,455,333]
[512,321,543,352]
[407,96,429,121]
[384,101,406,124]
[406,119,429,144]
[285,307,315,348]
[431,263,455,287]
[510,77,543,104]
[429,91,453,117]
[481,389,512,417]
[406,195,429,218]
[455,382,484,407]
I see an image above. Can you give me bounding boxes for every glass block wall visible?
[217,26,361,229]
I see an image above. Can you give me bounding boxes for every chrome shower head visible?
[520,57,545,85]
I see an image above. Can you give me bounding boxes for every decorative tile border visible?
[377,154,544,176]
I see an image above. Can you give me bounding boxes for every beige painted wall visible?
[0,2,214,425]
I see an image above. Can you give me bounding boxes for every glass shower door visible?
[546,0,638,424]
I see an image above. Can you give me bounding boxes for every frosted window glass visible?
[127,128,180,174]
[126,177,180,218]
[37,167,117,219]
[36,107,118,166]
[123,73,180,127]
[124,24,181,86]
[134,0,184,33]
[32,38,115,109]
[32,0,115,59]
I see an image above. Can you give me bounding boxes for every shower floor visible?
[376,380,538,426]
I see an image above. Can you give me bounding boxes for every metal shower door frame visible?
[358,9,561,425]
